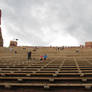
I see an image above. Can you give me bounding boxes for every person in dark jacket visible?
[28,51,32,60]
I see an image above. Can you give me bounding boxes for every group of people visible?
[27,51,48,61]
[40,54,48,61]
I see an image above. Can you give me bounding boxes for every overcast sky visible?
[0,0,92,47]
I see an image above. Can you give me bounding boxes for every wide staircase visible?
[0,47,92,92]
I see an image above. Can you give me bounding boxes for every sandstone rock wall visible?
[0,9,3,47]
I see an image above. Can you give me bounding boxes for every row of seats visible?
[0,47,92,91]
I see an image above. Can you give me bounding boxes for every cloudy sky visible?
[0,0,92,47]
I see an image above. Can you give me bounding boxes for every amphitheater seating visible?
[0,47,92,91]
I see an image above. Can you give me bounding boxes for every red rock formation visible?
[85,42,92,48]
[0,9,1,25]
[10,41,17,47]
[0,9,3,47]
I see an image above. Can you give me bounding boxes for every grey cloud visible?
[0,0,92,46]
